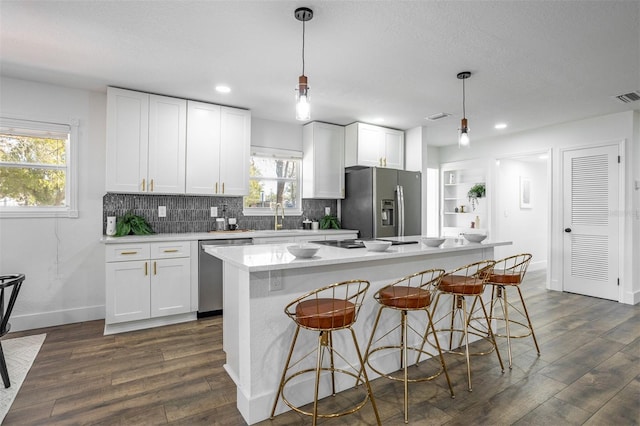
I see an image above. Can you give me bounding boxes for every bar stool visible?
[270,280,380,426]
[484,253,539,368]
[0,274,26,388]
[364,269,454,424]
[431,260,503,391]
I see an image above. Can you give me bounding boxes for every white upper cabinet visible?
[148,95,187,193]
[345,122,404,169]
[185,101,221,194]
[106,88,149,193]
[106,87,186,194]
[186,101,250,196]
[302,122,345,199]
[219,107,251,196]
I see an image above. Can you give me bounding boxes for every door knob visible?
[564,228,572,233]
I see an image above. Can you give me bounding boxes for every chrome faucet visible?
[274,203,284,230]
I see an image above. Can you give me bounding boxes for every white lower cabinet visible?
[105,241,191,327]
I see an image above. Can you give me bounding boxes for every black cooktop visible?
[311,239,419,249]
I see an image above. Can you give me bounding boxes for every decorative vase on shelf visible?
[475,215,480,229]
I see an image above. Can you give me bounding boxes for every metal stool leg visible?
[271,326,301,419]
[517,286,541,355]
[350,328,381,425]
[478,294,504,373]
[0,343,10,388]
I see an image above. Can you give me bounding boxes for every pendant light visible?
[457,71,471,147]
[295,7,313,121]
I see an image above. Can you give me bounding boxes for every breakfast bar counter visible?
[204,236,511,424]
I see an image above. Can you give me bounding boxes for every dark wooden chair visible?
[0,274,25,388]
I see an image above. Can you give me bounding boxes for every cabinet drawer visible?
[106,244,151,262]
[150,241,190,258]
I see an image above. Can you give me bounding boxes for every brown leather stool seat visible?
[378,286,431,309]
[365,269,453,423]
[295,298,355,329]
[271,280,380,426]
[439,275,485,295]
[486,270,521,285]
[431,260,504,391]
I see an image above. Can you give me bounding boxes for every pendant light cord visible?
[462,77,466,119]
[301,19,306,75]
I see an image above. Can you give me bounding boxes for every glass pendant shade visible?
[458,117,470,147]
[295,74,310,121]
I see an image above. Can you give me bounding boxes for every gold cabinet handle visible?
[142,179,146,192]
[222,182,225,194]
[215,182,218,194]
[163,249,178,253]
[121,251,138,255]
[154,261,157,275]
[379,157,383,167]
[150,179,154,192]
[144,262,148,276]
[384,157,387,167]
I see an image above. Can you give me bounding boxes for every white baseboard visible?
[103,312,196,335]
[10,305,105,332]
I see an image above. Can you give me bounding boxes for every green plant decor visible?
[467,183,486,211]
[114,211,154,236]
[319,214,341,230]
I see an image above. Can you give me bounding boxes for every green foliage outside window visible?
[0,134,67,207]
[244,156,299,209]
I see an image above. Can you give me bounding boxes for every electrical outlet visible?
[325,207,331,216]
[210,207,218,217]
[158,206,166,217]
[269,271,283,291]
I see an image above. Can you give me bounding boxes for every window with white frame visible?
[0,117,78,218]
[243,148,302,216]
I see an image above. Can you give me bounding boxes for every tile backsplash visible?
[103,193,337,234]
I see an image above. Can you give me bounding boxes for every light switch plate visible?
[158,206,166,217]
[210,207,218,217]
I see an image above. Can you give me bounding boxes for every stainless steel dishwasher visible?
[198,238,253,317]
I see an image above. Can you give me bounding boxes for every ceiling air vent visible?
[614,90,640,104]
[426,112,451,121]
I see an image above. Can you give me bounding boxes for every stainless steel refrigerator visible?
[341,167,421,239]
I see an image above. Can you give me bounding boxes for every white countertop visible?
[100,229,358,244]
[204,236,512,272]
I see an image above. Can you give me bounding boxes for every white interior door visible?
[562,144,620,300]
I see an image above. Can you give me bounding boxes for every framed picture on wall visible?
[520,177,532,209]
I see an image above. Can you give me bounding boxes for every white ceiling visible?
[1,1,639,146]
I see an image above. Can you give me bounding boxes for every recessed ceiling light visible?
[215,85,231,93]
[494,123,507,129]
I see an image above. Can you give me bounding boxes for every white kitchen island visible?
[204,236,512,425]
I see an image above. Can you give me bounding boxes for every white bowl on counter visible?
[462,233,487,243]
[287,244,319,258]
[363,240,392,252]
[423,237,446,247]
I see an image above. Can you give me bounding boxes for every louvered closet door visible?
[562,145,619,300]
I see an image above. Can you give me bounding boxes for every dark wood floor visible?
[4,270,639,425]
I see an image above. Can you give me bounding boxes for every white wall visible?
[438,110,639,304]
[494,158,548,271]
[251,117,302,151]
[0,77,107,330]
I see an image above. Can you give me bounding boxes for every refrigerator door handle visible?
[397,185,405,236]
